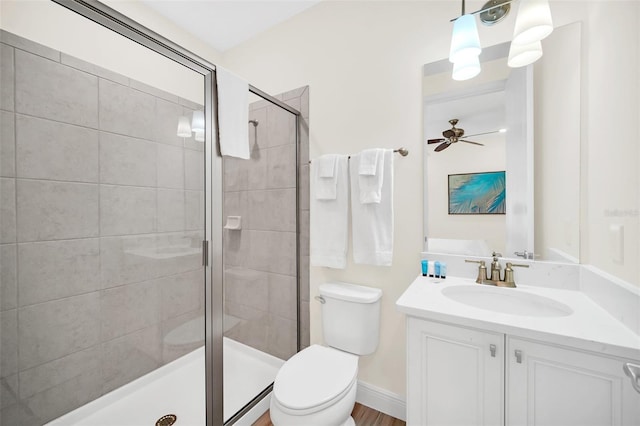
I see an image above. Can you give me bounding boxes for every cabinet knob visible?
[515,349,523,364]
[623,362,640,394]
[490,344,497,357]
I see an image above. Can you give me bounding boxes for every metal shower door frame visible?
[48,1,302,425]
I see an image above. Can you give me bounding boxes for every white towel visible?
[216,67,250,159]
[350,149,394,266]
[358,148,385,204]
[314,155,339,200]
[311,155,349,269]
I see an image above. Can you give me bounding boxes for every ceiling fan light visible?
[191,110,205,133]
[452,55,481,81]
[512,0,553,45]
[508,40,543,67]
[177,115,192,137]
[449,14,482,64]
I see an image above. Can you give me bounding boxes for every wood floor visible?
[252,403,406,426]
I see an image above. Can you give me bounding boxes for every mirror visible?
[423,23,581,263]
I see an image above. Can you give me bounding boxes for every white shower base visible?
[47,337,283,425]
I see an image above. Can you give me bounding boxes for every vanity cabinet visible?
[407,317,640,426]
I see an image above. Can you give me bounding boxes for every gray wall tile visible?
[153,232,202,278]
[157,144,184,189]
[1,310,18,377]
[16,115,99,183]
[267,144,296,189]
[268,273,296,320]
[0,244,17,311]
[0,31,59,62]
[248,189,296,232]
[185,190,204,231]
[18,292,100,370]
[157,189,185,232]
[1,178,16,243]
[60,53,128,86]
[15,50,98,128]
[268,315,296,360]
[159,270,204,321]
[299,164,310,208]
[17,239,100,307]
[131,80,181,105]
[0,374,18,409]
[21,361,101,425]
[0,44,14,112]
[247,151,268,190]
[99,79,154,140]
[300,209,310,257]
[99,132,156,187]
[225,267,268,311]
[101,280,160,341]
[184,149,203,191]
[18,346,100,400]
[1,111,15,177]
[16,180,99,242]
[101,326,161,394]
[100,185,156,236]
[100,234,158,289]
[266,105,295,148]
[223,157,249,192]
[154,98,183,146]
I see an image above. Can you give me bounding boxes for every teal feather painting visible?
[448,171,506,214]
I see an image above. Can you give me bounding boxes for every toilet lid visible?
[273,345,358,411]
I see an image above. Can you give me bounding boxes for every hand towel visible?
[358,148,385,204]
[216,67,250,159]
[314,154,339,200]
[311,155,349,269]
[350,149,394,266]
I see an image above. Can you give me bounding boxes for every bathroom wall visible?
[221,0,640,398]
[0,31,205,425]
[0,0,217,104]
[223,87,310,360]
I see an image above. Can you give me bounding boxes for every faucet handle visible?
[465,259,489,284]
[492,251,503,259]
[500,262,530,288]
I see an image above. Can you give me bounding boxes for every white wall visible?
[0,0,222,103]
[222,0,640,397]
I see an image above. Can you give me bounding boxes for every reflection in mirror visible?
[423,23,581,263]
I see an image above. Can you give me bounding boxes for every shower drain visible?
[155,414,177,426]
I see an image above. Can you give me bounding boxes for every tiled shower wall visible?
[0,31,205,425]
[223,87,310,360]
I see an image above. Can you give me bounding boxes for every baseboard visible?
[356,381,406,421]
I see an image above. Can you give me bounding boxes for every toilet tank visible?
[319,282,383,356]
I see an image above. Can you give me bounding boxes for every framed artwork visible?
[448,171,506,214]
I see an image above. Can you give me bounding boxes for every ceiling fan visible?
[427,118,502,152]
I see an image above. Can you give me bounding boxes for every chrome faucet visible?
[465,252,529,287]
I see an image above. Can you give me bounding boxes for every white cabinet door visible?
[407,318,504,426]
[507,337,640,426]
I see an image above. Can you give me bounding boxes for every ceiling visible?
[141,0,322,52]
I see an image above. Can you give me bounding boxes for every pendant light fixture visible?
[191,110,205,133]
[447,0,553,79]
[508,39,543,67]
[512,0,553,45]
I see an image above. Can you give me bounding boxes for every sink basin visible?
[441,285,573,317]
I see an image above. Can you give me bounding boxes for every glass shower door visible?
[0,2,210,424]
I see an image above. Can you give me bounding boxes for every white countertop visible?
[396,275,640,360]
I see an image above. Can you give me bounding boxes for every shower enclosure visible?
[0,1,309,425]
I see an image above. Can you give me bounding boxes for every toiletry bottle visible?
[434,261,441,278]
[440,262,447,279]
[428,261,435,277]
[421,260,428,277]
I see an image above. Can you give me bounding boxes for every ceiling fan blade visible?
[464,129,504,138]
[427,138,445,144]
[459,139,485,146]
[435,142,451,152]
[442,129,455,138]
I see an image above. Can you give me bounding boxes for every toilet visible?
[270,282,383,426]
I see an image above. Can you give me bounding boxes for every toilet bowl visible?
[270,282,382,426]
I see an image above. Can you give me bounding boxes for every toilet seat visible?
[273,345,358,414]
